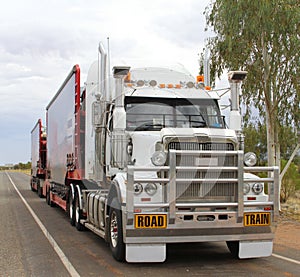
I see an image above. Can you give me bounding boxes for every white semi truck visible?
[40,43,279,262]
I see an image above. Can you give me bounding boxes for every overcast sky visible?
[0,0,227,165]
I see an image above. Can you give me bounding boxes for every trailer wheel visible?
[37,180,43,198]
[46,188,54,207]
[68,191,75,226]
[108,198,125,262]
[30,178,35,191]
[75,194,85,231]
[226,241,239,258]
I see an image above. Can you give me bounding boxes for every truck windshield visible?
[125,97,225,131]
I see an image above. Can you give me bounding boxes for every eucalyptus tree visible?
[204,0,300,167]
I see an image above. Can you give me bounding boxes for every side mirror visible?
[92,101,102,127]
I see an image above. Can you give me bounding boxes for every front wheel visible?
[226,241,239,258]
[108,198,125,262]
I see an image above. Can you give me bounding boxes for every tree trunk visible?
[266,109,276,167]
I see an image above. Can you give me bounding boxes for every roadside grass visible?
[7,169,31,175]
[281,190,300,222]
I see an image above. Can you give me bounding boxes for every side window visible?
[206,105,221,128]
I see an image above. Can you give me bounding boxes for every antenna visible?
[107,37,111,99]
[97,44,100,97]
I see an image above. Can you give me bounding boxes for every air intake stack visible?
[228,71,247,132]
[111,66,130,169]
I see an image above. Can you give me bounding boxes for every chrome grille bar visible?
[167,142,238,201]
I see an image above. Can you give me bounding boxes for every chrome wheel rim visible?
[110,211,118,248]
[69,196,73,219]
[75,198,80,223]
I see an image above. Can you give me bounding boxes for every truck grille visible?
[168,142,234,151]
[167,141,237,202]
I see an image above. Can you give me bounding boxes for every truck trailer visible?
[30,119,47,197]
[39,44,279,262]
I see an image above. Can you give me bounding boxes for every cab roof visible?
[124,67,219,100]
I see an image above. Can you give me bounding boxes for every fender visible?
[105,173,126,243]
[113,173,127,203]
[107,173,126,211]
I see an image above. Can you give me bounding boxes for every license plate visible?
[135,214,167,229]
[244,212,271,226]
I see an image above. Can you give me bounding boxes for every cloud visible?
[149,2,208,47]
[0,0,213,164]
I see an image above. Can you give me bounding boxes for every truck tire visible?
[226,241,239,258]
[108,198,125,262]
[46,188,54,207]
[37,180,43,198]
[75,194,85,231]
[68,191,75,226]
[30,178,35,191]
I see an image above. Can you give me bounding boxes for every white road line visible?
[272,253,300,265]
[6,172,80,277]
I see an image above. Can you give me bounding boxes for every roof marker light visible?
[197,82,205,89]
[186,81,194,88]
[137,80,145,87]
[167,84,174,88]
[159,84,166,88]
[197,75,204,83]
[124,72,131,83]
[149,80,157,87]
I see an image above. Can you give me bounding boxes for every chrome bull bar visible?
[126,149,279,225]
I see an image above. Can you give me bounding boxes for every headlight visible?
[134,183,143,195]
[244,152,257,166]
[252,183,263,194]
[145,183,157,196]
[151,151,167,166]
[243,183,250,194]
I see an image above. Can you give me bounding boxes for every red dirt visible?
[274,214,300,251]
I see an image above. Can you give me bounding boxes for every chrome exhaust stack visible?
[228,71,247,132]
[111,66,130,169]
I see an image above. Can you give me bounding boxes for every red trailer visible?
[43,65,90,212]
[30,119,47,197]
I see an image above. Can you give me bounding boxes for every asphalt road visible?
[1,171,299,277]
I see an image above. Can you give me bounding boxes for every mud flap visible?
[239,241,273,259]
[126,244,166,262]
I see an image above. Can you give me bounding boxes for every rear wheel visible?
[30,178,35,191]
[68,191,75,226]
[75,193,85,231]
[226,241,239,258]
[108,198,125,262]
[37,180,43,198]
[46,188,54,207]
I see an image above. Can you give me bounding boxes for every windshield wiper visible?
[190,119,207,128]
[135,123,165,131]
[189,114,207,128]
